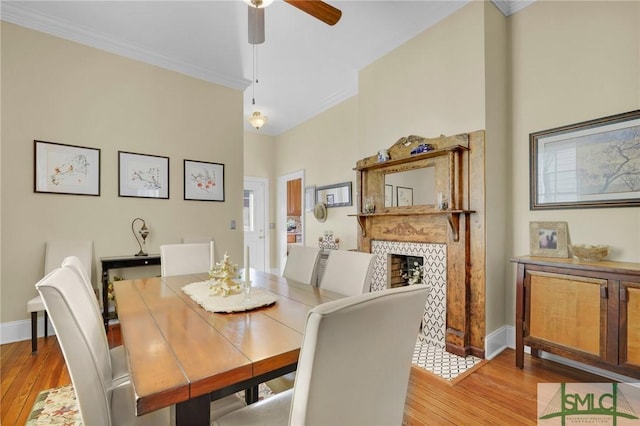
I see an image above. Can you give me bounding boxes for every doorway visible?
[277,170,304,274]
[243,177,269,272]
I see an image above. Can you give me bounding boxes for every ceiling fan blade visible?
[248,6,265,44]
[284,0,342,26]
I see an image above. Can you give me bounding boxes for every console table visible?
[100,254,161,330]
[512,255,640,379]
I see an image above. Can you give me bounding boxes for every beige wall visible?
[275,97,359,251]
[1,22,245,324]
[507,1,640,323]
[358,1,486,152]
[484,2,510,335]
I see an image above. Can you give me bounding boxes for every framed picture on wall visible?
[184,159,225,202]
[316,181,352,208]
[396,186,413,207]
[530,109,640,210]
[118,151,169,199]
[34,140,101,196]
[529,221,569,258]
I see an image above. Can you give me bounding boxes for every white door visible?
[244,177,269,272]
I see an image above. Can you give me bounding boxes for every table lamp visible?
[131,217,149,256]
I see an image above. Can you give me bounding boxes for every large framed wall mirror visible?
[316,181,352,208]
[384,166,436,207]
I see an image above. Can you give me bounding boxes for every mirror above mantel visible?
[384,166,436,208]
[351,133,475,242]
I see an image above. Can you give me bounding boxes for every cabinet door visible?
[620,281,640,369]
[524,270,608,361]
[287,179,301,216]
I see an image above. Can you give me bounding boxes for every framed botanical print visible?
[118,151,169,199]
[184,159,225,202]
[530,110,640,210]
[34,140,100,196]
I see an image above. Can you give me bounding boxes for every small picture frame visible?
[184,159,225,202]
[326,193,335,205]
[118,151,169,199]
[385,184,393,207]
[397,186,413,207]
[34,140,100,196]
[529,221,569,258]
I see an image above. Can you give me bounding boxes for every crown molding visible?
[1,2,251,91]
[491,0,535,17]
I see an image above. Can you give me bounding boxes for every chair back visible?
[319,250,377,296]
[160,243,211,277]
[62,255,102,316]
[44,240,93,277]
[283,246,321,285]
[290,284,428,426]
[36,266,113,425]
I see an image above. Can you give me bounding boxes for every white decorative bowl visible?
[570,244,609,262]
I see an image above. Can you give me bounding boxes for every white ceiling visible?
[1,1,532,136]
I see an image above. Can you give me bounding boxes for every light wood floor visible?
[1,326,611,425]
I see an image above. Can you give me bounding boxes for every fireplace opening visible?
[388,254,424,287]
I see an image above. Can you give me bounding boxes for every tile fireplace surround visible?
[371,240,446,348]
[371,240,483,380]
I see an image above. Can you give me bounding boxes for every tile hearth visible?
[412,339,483,381]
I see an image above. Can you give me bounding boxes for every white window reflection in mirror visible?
[384,167,436,207]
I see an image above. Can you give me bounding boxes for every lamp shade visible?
[248,111,268,130]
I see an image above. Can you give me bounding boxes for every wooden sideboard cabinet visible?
[512,256,640,379]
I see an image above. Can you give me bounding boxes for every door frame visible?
[277,170,304,274]
[244,176,270,272]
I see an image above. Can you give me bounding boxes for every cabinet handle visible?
[620,287,627,302]
[600,286,608,299]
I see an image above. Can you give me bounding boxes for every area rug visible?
[27,383,274,425]
[26,384,80,426]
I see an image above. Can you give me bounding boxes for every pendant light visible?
[248,44,267,130]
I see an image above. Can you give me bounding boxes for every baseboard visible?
[0,316,56,345]
[484,325,510,360]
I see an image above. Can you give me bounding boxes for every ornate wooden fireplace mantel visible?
[352,131,486,358]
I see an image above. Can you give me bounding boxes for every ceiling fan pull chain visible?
[253,45,259,83]
[252,45,256,105]
[252,45,261,106]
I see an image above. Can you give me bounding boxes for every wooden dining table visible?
[113,268,343,426]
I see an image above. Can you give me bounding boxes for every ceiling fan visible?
[246,0,342,44]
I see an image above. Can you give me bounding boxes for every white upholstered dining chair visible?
[27,240,93,352]
[319,250,377,296]
[282,245,322,285]
[62,255,129,386]
[213,284,429,426]
[160,243,211,277]
[36,265,246,425]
